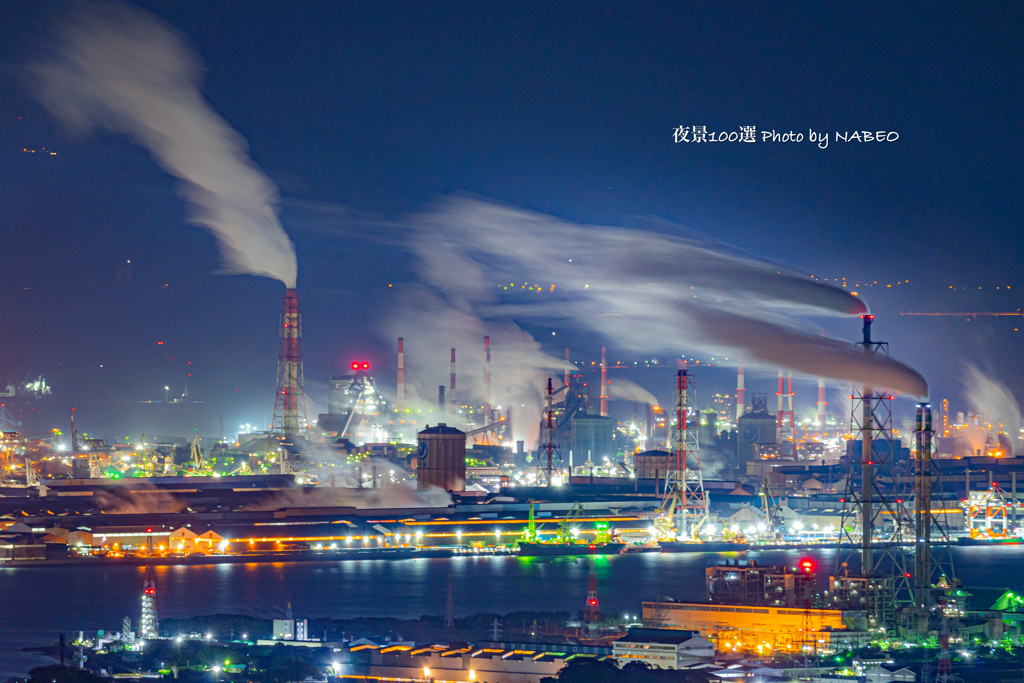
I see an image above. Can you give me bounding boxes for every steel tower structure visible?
[584,566,600,623]
[541,378,561,486]
[140,565,159,639]
[914,403,957,613]
[835,315,914,627]
[272,288,307,438]
[656,368,708,540]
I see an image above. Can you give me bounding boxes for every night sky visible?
[1,1,1021,441]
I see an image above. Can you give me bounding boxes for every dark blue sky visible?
[1,1,1021,440]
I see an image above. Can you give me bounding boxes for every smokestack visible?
[776,369,784,437]
[786,372,794,432]
[817,378,827,429]
[600,347,608,417]
[736,366,745,419]
[565,347,570,386]
[439,385,445,409]
[273,288,306,437]
[449,348,457,416]
[483,336,492,423]
[397,337,405,414]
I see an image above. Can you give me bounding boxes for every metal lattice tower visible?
[541,378,561,486]
[914,403,957,612]
[140,565,159,638]
[835,315,914,626]
[656,368,708,540]
[584,566,600,623]
[272,288,308,438]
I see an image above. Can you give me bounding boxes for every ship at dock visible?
[514,501,625,556]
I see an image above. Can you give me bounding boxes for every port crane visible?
[557,501,585,544]
[190,435,204,472]
[760,479,781,536]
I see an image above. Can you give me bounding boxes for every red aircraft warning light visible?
[799,558,816,574]
[350,362,371,370]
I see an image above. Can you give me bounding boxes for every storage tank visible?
[416,423,466,491]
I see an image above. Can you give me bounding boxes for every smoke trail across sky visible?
[401,197,928,398]
[963,363,1022,440]
[31,2,297,287]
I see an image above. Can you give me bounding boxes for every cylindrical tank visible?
[416,423,466,491]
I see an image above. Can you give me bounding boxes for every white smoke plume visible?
[387,288,572,446]
[31,2,297,287]
[402,197,927,397]
[963,363,1022,448]
[607,377,659,406]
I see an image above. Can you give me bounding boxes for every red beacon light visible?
[350,362,371,371]
[799,558,816,574]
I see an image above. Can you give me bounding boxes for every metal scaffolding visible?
[835,315,914,626]
[656,368,708,540]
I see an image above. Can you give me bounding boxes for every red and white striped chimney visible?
[736,365,745,419]
[817,378,827,430]
[776,369,785,437]
[786,372,794,431]
[483,336,492,423]
[600,347,608,417]
[272,288,305,437]
[449,348,457,416]
[397,337,405,413]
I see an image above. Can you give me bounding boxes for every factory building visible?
[612,628,714,669]
[642,600,849,653]
[633,450,673,480]
[569,413,614,466]
[417,424,466,492]
[706,560,817,608]
[346,643,570,683]
[317,365,385,443]
[698,410,719,448]
[736,394,777,465]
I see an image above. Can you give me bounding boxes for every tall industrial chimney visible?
[776,369,784,438]
[449,348,457,417]
[273,288,306,437]
[817,378,827,429]
[439,385,446,409]
[483,336,492,423]
[565,347,570,386]
[397,337,405,414]
[600,347,608,417]
[786,372,794,432]
[736,366,745,419]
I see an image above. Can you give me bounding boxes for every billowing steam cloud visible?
[385,287,571,446]
[607,377,659,406]
[963,363,1022,443]
[31,2,297,287]
[401,197,927,398]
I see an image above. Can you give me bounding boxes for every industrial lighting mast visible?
[657,368,707,540]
